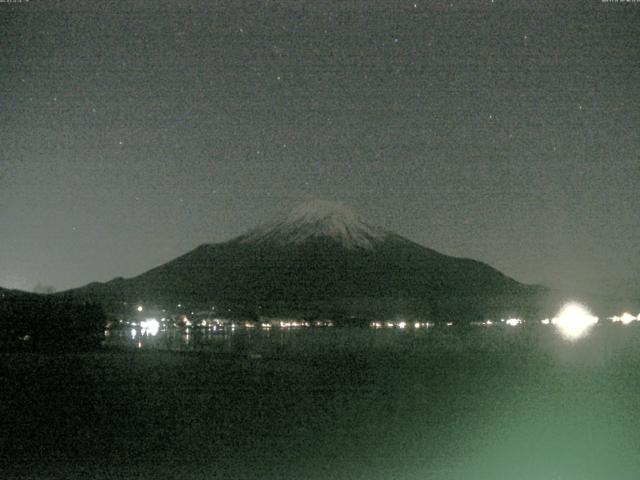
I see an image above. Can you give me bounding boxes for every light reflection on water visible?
[13,311,640,480]
[102,319,640,374]
[105,301,640,355]
[102,318,616,355]
[106,323,436,354]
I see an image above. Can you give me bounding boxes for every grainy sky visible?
[1,0,638,294]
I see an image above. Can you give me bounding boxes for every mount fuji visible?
[68,200,546,321]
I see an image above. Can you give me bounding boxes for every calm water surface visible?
[2,324,640,479]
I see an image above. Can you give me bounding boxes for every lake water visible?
[3,323,640,479]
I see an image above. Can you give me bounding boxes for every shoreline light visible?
[140,318,160,336]
[610,312,636,325]
[552,302,598,340]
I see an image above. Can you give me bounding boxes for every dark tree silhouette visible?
[0,293,106,352]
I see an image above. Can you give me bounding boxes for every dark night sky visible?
[1,0,639,294]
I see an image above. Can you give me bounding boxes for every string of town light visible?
[115,302,640,345]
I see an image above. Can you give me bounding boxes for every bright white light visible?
[552,302,598,340]
[485,320,493,326]
[541,318,550,325]
[505,318,522,326]
[136,305,143,312]
[397,321,406,329]
[140,318,160,336]
[130,328,137,339]
[611,312,636,325]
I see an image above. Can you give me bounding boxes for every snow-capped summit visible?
[285,200,363,225]
[238,200,389,249]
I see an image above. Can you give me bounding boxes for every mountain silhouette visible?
[67,200,546,321]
